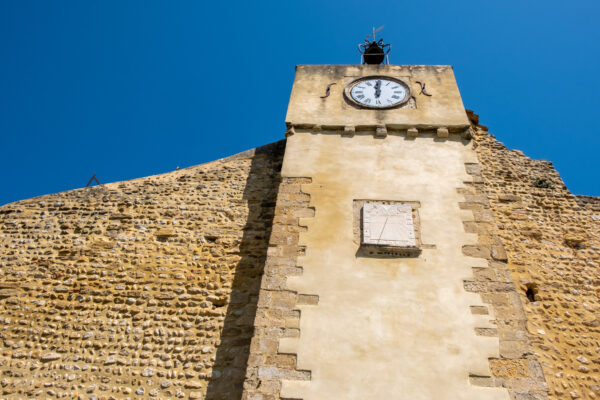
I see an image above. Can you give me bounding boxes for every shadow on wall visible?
[205,140,285,400]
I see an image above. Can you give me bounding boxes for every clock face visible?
[346,77,410,109]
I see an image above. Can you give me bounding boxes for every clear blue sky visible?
[1,1,599,205]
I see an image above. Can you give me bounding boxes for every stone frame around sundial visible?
[353,200,422,257]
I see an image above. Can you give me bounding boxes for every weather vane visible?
[358,26,391,65]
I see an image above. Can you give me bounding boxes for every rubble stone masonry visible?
[460,158,549,400]
[470,112,600,400]
[0,141,285,399]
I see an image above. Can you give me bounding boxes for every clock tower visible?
[243,39,521,400]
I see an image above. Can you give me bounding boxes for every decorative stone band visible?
[243,177,316,400]
[285,122,471,139]
[459,162,549,399]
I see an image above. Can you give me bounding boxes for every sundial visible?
[361,202,420,254]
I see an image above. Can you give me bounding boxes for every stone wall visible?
[461,160,549,400]
[470,113,600,400]
[242,177,313,400]
[0,141,285,399]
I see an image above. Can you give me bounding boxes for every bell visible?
[363,42,385,65]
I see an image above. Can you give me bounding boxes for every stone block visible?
[343,125,355,137]
[437,126,449,138]
[296,294,319,305]
[406,127,418,137]
[498,194,521,202]
[475,327,498,337]
[375,125,387,138]
[462,245,491,259]
[499,340,529,359]
[491,245,508,261]
[464,163,482,176]
[470,305,489,315]
[285,125,296,137]
[489,359,530,378]
[463,280,488,293]
[0,289,19,298]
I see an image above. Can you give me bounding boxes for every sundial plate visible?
[362,202,416,248]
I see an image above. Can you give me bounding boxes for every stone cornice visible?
[285,122,472,140]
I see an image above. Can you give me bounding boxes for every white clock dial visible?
[348,77,409,108]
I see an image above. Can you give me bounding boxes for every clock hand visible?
[375,80,382,98]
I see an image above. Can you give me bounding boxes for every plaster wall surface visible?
[278,131,508,400]
[285,65,470,130]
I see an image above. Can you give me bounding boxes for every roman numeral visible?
[366,82,372,86]
[393,91,402,94]
[354,91,363,94]
[392,86,399,89]
[375,99,381,105]
[365,98,371,104]
[392,95,400,99]
[385,82,391,86]
[357,95,365,99]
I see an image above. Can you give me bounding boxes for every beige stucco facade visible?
[276,65,507,399]
[285,65,470,131]
[279,132,507,400]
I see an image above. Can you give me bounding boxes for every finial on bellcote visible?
[358,26,391,65]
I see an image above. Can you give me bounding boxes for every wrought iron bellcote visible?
[358,26,391,65]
